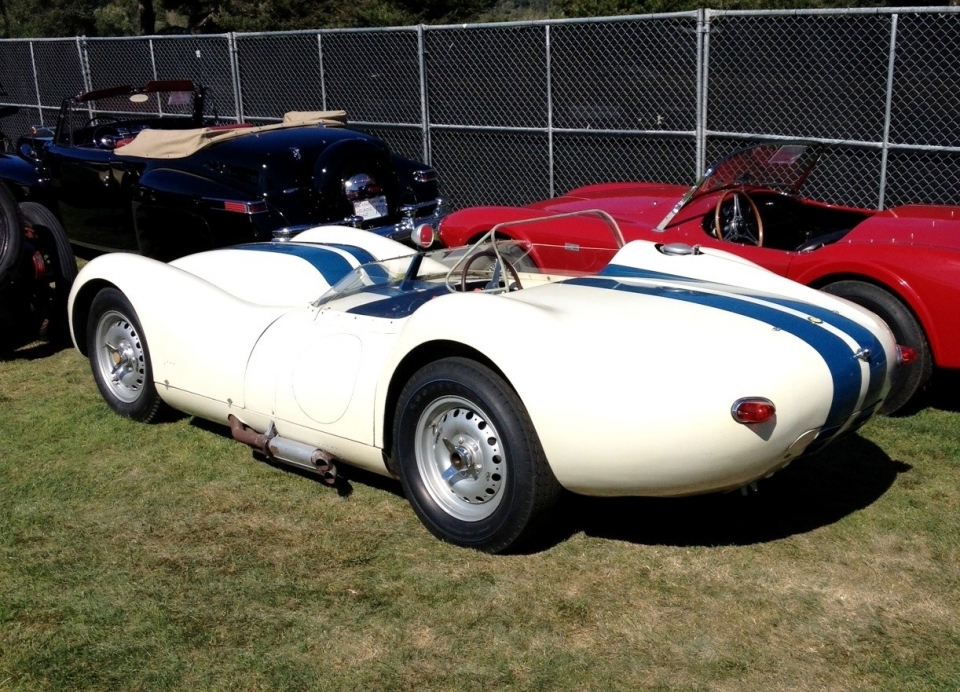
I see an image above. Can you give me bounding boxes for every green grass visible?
[2,344,959,690]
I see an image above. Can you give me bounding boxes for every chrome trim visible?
[343,172,379,201]
[730,397,776,424]
[412,168,437,183]
[271,197,444,244]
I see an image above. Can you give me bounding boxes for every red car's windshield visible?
[656,142,823,230]
[696,143,822,196]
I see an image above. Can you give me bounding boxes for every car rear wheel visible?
[87,287,165,422]
[393,357,560,553]
[821,280,932,415]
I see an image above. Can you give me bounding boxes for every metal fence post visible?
[228,33,244,122]
[418,25,429,164]
[77,36,92,94]
[697,9,710,179]
[77,36,93,121]
[878,13,899,211]
[545,23,554,199]
[28,41,43,125]
[317,32,327,111]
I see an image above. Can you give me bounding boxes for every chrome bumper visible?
[272,199,444,245]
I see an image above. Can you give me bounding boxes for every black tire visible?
[0,181,23,287]
[393,357,561,553]
[86,287,165,422]
[821,280,932,415]
[20,202,77,342]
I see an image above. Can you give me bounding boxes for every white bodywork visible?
[69,225,898,497]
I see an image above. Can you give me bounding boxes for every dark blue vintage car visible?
[0,79,441,263]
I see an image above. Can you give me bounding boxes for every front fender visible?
[0,154,52,202]
[69,253,286,412]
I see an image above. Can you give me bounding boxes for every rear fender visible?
[792,247,960,368]
[139,166,258,204]
[136,167,273,257]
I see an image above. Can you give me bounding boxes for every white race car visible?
[68,214,906,552]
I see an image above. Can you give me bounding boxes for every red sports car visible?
[438,142,960,414]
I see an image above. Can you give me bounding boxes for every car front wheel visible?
[393,357,560,553]
[87,287,165,422]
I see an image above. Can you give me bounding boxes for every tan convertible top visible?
[114,110,348,159]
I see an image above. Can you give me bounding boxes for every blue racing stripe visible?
[599,264,690,282]
[567,275,864,434]
[234,243,356,286]
[762,296,887,413]
[601,262,889,423]
[320,243,378,266]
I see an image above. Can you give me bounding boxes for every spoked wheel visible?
[87,287,165,422]
[18,202,77,343]
[393,357,560,553]
[415,395,508,521]
[714,189,764,246]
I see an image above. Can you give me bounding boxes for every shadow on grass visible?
[189,416,406,500]
[0,338,70,361]
[929,369,960,413]
[555,434,910,548]
[191,417,910,552]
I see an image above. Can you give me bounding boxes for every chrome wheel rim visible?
[93,309,146,404]
[415,395,506,522]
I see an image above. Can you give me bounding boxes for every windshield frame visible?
[656,141,824,230]
[314,209,628,308]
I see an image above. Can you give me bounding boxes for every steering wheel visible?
[460,250,523,292]
[713,189,764,247]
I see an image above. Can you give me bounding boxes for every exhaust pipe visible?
[229,415,337,485]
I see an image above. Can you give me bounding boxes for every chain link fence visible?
[0,7,957,211]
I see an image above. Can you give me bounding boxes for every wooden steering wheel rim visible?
[713,189,764,247]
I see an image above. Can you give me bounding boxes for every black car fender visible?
[135,166,286,259]
[138,165,259,208]
[390,153,439,204]
[0,153,55,204]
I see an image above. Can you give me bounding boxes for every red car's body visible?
[438,143,960,414]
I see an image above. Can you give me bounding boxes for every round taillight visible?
[731,398,776,424]
[413,223,435,249]
[897,345,917,365]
